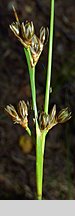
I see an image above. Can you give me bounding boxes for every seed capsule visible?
[40,27,49,45]
[49,104,56,124]
[40,27,46,44]
[18,100,28,120]
[30,27,49,66]
[30,34,43,66]
[24,21,34,40]
[39,112,50,130]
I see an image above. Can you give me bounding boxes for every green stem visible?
[36,129,46,200]
[36,0,55,199]
[24,47,44,199]
[24,48,38,120]
[44,0,54,114]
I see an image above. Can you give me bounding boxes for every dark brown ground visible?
[0,0,75,199]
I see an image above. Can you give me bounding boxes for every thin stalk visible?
[44,0,54,114]
[26,126,31,136]
[24,48,38,120]
[36,0,55,199]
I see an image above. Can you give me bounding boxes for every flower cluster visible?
[39,105,71,131]
[10,6,49,67]
[5,100,28,129]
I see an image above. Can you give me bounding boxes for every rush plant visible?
[5,0,71,200]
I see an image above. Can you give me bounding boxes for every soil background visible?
[0,0,75,199]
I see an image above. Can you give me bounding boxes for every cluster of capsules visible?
[5,100,28,129]
[10,6,49,67]
[38,105,71,132]
[5,101,71,133]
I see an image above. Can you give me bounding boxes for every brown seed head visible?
[39,105,71,131]
[57,107,72,123]
[10,7,35,48]
[18,100,28,119]
[5,100,29,129]
[5,104,21,124]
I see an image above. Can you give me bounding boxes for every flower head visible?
[40,26,49,45]
[5,100,28,129]
[10,6,34,48]
[5,104,21,124]
[30,27,49,66]
[39,105,71,131]
[10,6,49,67]
[57,107,71,123]
[39,105,57,131]
[21,21,34,41]
[30,34,43,67]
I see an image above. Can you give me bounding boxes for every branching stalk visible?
[24,0,54,200]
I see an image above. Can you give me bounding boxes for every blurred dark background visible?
[0,0,75,199]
